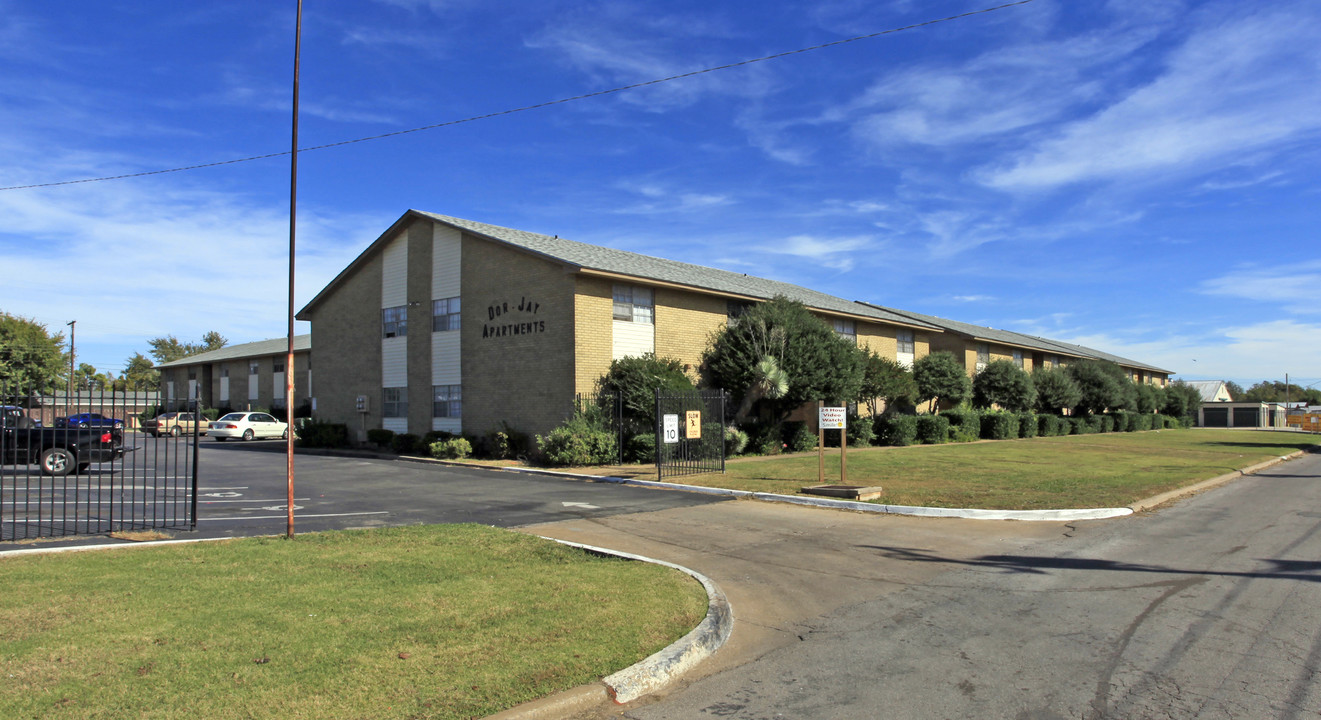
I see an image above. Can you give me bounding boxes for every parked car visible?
[54,412,125,430]
[209,412,288,441]
[142,412,209,437]
[2,406,124,476]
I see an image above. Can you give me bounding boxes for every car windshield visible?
[218,413,246,421]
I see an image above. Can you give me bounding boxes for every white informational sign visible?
[662,414,680,444]
[819,406,847,429]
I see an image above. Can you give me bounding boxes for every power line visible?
[0,0,1037,192]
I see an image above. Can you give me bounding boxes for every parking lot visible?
[2,435,728,549]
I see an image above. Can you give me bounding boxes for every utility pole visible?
[285,0,303,539]
[66,320,76,408]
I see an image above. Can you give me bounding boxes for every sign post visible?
[818,404,848,485]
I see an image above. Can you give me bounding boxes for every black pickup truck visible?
[1,406,124,476]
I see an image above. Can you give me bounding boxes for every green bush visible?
[1068,417,1088,435]
[1134,413,1153,431]
[482,422,531,460]
[428,437,472,460]
[847,415,875,447]
[745,421,783,455]
[1037,414,1058,437]
[724,426,750,456]
[980,411,1019,440]
[915,415,949,445]
[1097,415,1115,434]
[1018,412,1038,438]
[1087,416,1105,434]
[625,433,657,463]
[295,420,350,449]
[783,421,818,453]
[391,433,421,454]
[874,415,918,446]
[944,409,981,443]
[536,412,618,467]
[366,428,395,447]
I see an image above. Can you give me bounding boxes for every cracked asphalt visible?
[526,451,1321,719]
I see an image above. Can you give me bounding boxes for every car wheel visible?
[242,429,255,441]
[169,426,179,437]
[40,447,75,477]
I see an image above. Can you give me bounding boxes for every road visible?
[528,451,1321,719]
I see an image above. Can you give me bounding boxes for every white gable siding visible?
[382,338,408,387]
[612,320,654,360]
[381,234,408,308]
[432,224,462,298]
[431,223,462,407]
[219,377,229,403]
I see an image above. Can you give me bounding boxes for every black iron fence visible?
[655,389,726,480]
[2,385,198,542]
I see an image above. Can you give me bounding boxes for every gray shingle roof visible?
[154,335,311,370]
[415,211,939,330]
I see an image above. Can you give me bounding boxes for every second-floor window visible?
[273,361,285,373]
[432,297,461,331]
[249,361,259,375]
[1013,349,1024,369]
[976,343,990,371]
[612,285,653,324]
[382,306,407,338]
[896,329,915,368]
[833,319,856,344]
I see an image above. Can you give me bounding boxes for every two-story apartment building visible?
[154,336,311,413]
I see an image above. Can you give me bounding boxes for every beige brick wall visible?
[573,276,614,395]
[306,249,385,442]
[655,289,726,382]
[463,232,577,438]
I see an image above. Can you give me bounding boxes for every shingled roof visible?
[154,335,310,370]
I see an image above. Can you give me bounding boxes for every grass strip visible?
[673,429,1320,509]
[1,524,707,719]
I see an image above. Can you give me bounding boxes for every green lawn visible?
[0,525,707,720]
[680,429,1321,509]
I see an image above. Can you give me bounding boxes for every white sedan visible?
[209,412,289,441]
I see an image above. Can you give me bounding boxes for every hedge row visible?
[870,411,1182,446]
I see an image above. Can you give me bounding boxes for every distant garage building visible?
[1198,402,1287,429]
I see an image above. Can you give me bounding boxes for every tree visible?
[120,352,159,391]
[1163,381,1203,421]
[702,296,865,422]
[1241,380,1321,405]
[912,351,971,414]
[972,359,1037,412]
[1135,382,1166,414]
[1032,366,1081,415]
[596,353,696,431]
[858,350,916,416]
[1224,380,1244,401]
[147,331,228,364]
[1065,359,1134,415]
[0,312,67,393]
[74,362,114,391]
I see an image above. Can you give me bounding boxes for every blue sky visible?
[2,0,1318,389]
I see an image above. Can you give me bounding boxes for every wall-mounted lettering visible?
[483,296,547,339]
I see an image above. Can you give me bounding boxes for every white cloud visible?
[981,3,1321,190]
[1200,262,1321,315]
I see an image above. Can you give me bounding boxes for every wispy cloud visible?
[1200,262,1321,315]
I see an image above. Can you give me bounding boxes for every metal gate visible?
[655,389,726,480]
[2,385,198,542]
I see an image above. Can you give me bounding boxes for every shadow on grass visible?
[857,544,1321,583]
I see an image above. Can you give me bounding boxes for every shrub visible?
[1069,417,1089,435]
[536,412,618,467]
[724,426,750,456]
[944,409,981,443]
[745,421,783,455]
[847,415,875,447]
[625,433,657,463]
[295,420,350,449]
[1134,413,1153,431]
[915,415,949,445]
[423,430,455,446]
[483,422,530,460]
[1097,415,1115,434]
[429,437,472,460]
[1086,416,1104,434]
[201,408,220,421]
[980,411,1019,441]
[874,415,918,446]
[392,433,421,455]
[366,428,395,447]
[972,359,1036,412]
[783,421,818,453]
[1037,414,1058,437]
[1018,412,1038,438]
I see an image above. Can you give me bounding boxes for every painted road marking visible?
[200,511,391,521]
[561,502,601,510]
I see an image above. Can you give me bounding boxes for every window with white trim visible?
[273,360,285,373]
[432,297,460,331]
[833,318,856,344]
[727,300,753,327]
[612,285,653,324]
[249,361,259,375]
[433,385,461,418]
[383,387,407,418]
[382,306,408,338]
[1012,349,1024,369]
[976,343,990,372]
[896,329,915,368]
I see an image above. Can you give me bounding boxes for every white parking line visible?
[200,511,391,521]
[198,497,310,504]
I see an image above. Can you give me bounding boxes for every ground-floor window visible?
[383,387,407,417]
[433,385,461,418]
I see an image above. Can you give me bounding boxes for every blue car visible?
[55,412,125,430]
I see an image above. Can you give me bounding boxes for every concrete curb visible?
[485,539,733,719]
[1127,449,1308,514]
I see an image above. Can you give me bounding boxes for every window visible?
[273,361,285,373]
[896,329,915,368]
[1012,349,1024,369]
[220,366,229,378]
[833,318,856,344]
[727,300,753,327]
[612,285,653,324]
[432,297,461,332]
[249,361,259,375]
[383,387,407,418]
[187,371,196,380]
[433,385,461,418]
[382,306,408,338]
[976,343,990,372]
